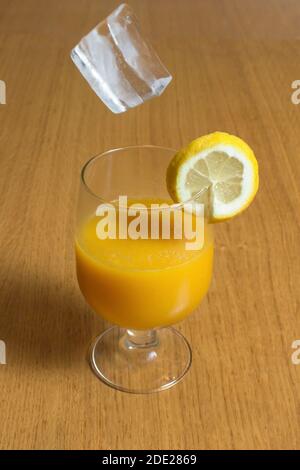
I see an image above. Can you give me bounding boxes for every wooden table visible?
[1,0,300,450]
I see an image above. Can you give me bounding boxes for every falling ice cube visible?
[71,3,172,113]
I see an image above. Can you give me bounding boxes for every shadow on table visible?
[0,268,107,370]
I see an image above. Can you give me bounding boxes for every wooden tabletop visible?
[1,0,300,450]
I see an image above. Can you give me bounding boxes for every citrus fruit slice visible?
[166,132,259,222]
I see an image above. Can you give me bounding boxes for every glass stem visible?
[123,329,158,350]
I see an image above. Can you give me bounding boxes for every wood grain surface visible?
[1,0,300,450]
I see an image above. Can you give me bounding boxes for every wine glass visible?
[75,145,213,393]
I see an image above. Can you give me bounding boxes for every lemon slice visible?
[166,132,259,222]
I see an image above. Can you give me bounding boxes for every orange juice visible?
[75,201,214,329]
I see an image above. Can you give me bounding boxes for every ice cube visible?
[71,3,172,113]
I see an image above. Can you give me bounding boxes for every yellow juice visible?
[75,201,214,329]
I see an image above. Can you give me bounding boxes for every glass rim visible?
[80,144,211,211]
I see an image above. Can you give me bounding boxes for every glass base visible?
[89,327,192,394]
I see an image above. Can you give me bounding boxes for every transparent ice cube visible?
[71,3,172,113]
